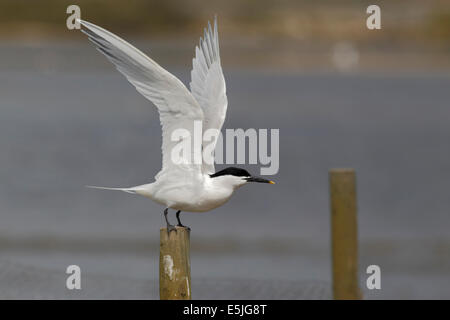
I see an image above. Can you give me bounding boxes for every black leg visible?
[164,208,176,234]
[176,211,190,230]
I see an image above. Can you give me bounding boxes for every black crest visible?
[210,167,251,178]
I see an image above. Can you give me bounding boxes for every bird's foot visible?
[177,223,191,231]
[166,224,177,235]
[175,211,190,231]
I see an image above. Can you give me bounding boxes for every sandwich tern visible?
[79,17,275,232]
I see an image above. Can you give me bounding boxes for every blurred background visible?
[0,0,449,299]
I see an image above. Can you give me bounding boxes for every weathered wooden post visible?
[329,168,361,300]
[159,227,191,300]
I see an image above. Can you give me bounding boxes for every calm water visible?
[0,44,449,298]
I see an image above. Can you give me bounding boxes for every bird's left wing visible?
[78,20,204,177]
[190,17,228,174]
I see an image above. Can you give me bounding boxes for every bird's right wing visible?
[79,20,204,176]
[190,17,228,174]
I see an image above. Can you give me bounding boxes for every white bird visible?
[79,17,274,232]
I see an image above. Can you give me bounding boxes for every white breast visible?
[142,174,237,212]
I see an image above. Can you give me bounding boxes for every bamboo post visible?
[329,168,361,300]
[159,227,191,300]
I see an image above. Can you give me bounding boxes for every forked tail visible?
[86,186,137,194]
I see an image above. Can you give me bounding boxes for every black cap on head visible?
[210,167,251,178]
[210,167,275,184]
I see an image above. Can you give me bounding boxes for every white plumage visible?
[80,17,273,230]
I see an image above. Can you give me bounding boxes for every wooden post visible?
[329,168,361,300]
[159,227,191,300]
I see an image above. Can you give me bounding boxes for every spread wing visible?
[79,20,204,179]
[190,17,228,174]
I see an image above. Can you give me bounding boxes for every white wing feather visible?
[190,17,228,174]
[79,20,204,178]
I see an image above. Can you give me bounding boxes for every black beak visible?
[246,176,275,184]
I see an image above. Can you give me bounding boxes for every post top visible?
[160,226,190,232]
